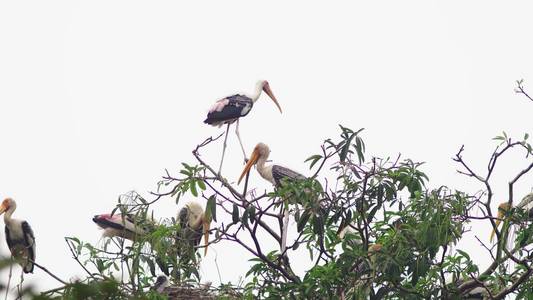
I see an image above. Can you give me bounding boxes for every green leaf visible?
[190,180,198,197]
[249,206,256,224]
[232,204,239,223]
[297,211,311,232]
[525,133,530,141]
[242,209,249,228]
[340,133,356,163]
[305,154,322,170]
[197,180,206,191]
[456,249,470,260]
[205,195,217,222]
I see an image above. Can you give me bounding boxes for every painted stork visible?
[204,80,282,174]
[490,193,533,242]
[237,143,306,253]
[178,201,211,256]
[0,198,35,273]
[93,213,146,241]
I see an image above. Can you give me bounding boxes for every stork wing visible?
[517,193,533,210]
[272,165,306,187]
[21,221,35,273]
[178,206,189,229]
[204,95,253,125]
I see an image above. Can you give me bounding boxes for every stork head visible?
[238,143,271,184]
[259,80,282,113]
[490,202,511,242]
[0,198,14,215]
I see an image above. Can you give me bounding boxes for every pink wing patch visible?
[94,213,125,225]
[208,99,230,113]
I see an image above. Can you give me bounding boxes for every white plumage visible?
[0,198,36,273]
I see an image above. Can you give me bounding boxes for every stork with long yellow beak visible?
[204,80,283,174]
[490,193,533,242]
[0,198,35,274]
[238,143,306,253]
[178,201,211,257]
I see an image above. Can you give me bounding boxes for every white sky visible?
[1,1,533,296]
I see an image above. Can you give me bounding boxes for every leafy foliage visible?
[20,120,533,299]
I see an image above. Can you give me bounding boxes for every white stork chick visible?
[238,143,307,253]
[178,201,211,256]
[93,213,146,241]
[204,80,282,174]
[0,198,36,273]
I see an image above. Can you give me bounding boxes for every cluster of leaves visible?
[25,119,533,299]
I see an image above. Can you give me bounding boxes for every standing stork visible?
[237,143,306,253]
[490,193,533,242]
[0,198,35,274]
[204,80,282,174]
[178,201,211,257]
[93,213,147,241]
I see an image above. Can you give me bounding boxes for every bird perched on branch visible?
[204,80,282,174]
[0,198,35,273]
[490,193,533,242]
[238,143,307,253]
[93,213,147,241]
[178,201,211,256]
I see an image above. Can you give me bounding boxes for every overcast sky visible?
[1,1,533,295]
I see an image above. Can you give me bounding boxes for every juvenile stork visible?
[93,213,146,241]
[0,198,35,273]
[237,143,306,253]
[490,193,533,242]
[204,80,282,174]
[178,201,211,256]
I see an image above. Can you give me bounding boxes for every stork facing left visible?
[0,198,36,274]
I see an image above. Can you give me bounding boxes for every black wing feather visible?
[178,206,189,229]
[21,221,35,273]
[204,95,253,125]
[272,165,306,187]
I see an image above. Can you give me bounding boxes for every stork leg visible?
[281,208,289,254]
[235,119,247,162]
[217,123,231,175]
[4,260,12,300]
[17,271,24,300]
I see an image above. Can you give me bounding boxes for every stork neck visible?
[4,204,15,224]
[251,82,264,102]
[256,156,275,185]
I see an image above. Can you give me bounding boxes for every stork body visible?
[204,80,282,174]
[0,198,35,273]
[238,143,306,253]
[490,193,533,242]
[178,201,211,256]
[93,213,145,241]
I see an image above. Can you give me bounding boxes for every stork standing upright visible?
[178,201,211,256]
[0,198,35,274]
[204,80,282,174]
[238,143,306,253]
[93,213,146,241]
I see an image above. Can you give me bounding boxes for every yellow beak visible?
[0,203,8,215]
[490,202,510,242]
[203,218,211,256]
[238,148,260,184]
[263,82,282,113]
